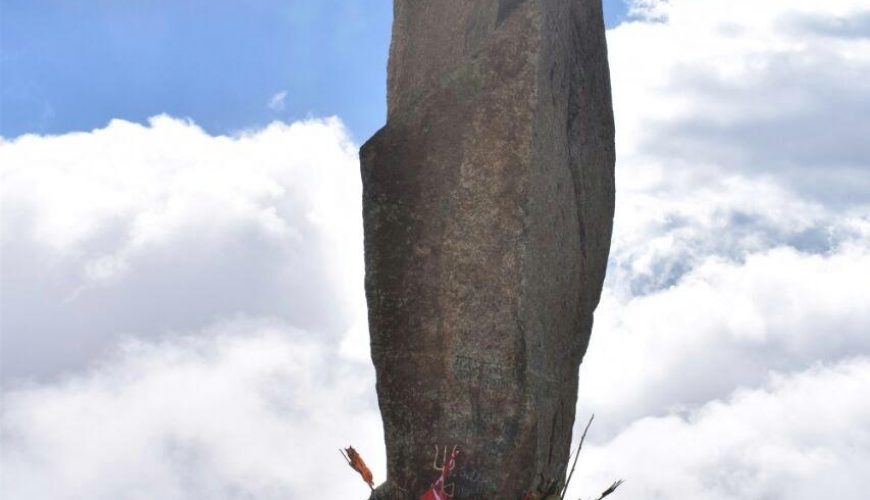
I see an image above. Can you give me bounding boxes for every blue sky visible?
[1,0,628,142]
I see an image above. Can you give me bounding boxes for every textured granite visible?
[361,1,615,497]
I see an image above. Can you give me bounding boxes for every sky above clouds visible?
[2,0,869,499]
[0,0,628,142]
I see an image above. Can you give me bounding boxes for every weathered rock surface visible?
[361,1,614,498]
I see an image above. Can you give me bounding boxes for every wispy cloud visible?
[267,90,288,111]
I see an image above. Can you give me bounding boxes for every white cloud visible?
[1,319,383,500]
[0,116,366,378]
[573,358,870,500]
[580,241,870,437]
[1,116,381,500]
[268,91,288,111]
[562,1,870,498]
[611,0,870,204]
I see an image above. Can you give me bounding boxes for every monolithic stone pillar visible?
[360,1,614,498]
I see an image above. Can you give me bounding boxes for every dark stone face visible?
[497,0,528,24]
[362,1,614,498]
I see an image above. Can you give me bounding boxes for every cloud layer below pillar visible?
[1,116,366,379]
[1,117,381,499]
[570,0,870,497]
[2,0,869,498]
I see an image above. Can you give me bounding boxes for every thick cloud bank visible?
[2,320,383,499]
[569,0,870,498]
[1,116,366,378]
[1,117,379,499]
[2,0,869,499]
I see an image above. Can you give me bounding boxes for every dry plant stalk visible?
[560,415,595,499]
[557,415,624,500]
[595,479,624,499]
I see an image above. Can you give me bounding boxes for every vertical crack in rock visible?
[361,1,614,498]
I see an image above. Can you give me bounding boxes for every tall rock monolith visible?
[360,1,615,498]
